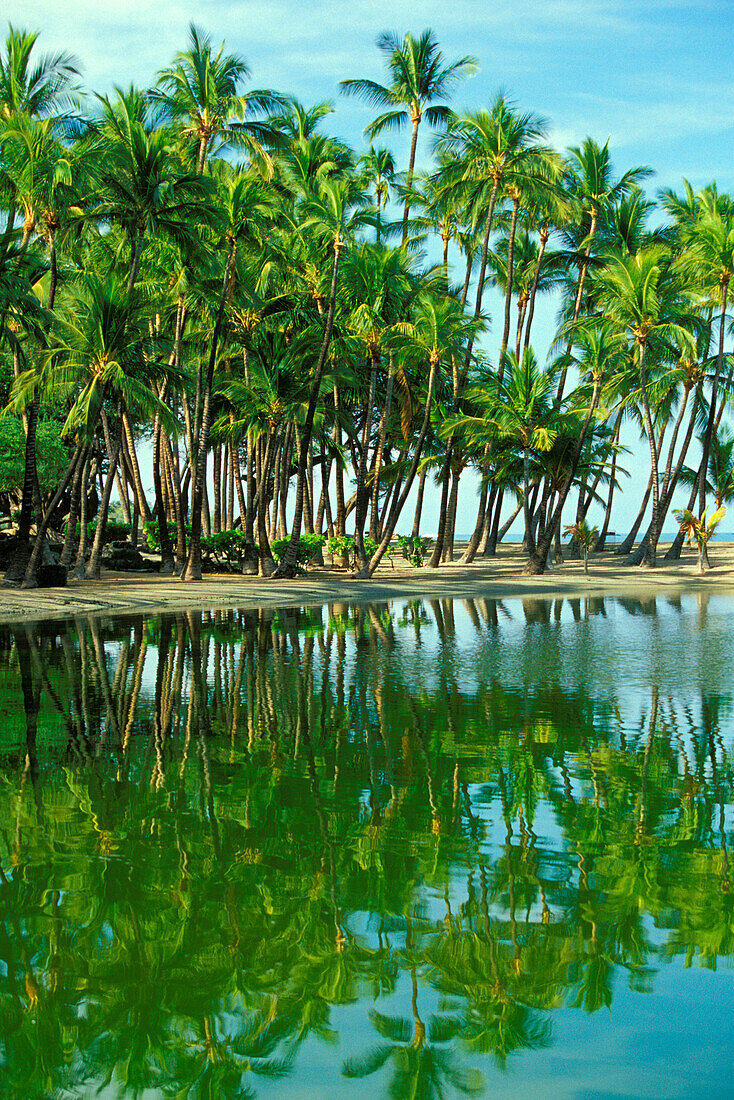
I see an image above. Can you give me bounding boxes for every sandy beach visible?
[2,542,734,625]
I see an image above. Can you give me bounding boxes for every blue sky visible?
[7,0,732,535]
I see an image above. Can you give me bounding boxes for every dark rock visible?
[101,541,157,572]
[37,563,68,588]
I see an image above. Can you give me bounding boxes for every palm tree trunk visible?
[401,115,421,245]
[71,452,92,578]
[123,411,152,524]
[212,445,222,534]
[369,367,393,539]
[636,342,660,567]
[273,236,344,577]
[522,442,535,554]
[523,227,549,352]
[22,441,87,587]
[595,415,622,550]
[411,469,427,537]
[364,354,440,577]
[556,210,598,401]
[354,354,378,569]
[182,238,235,581]
[644,385,698,562]
[496,497,524,544]
[524,374,602,574]
[153,419,175,574]
[498,193,521,384]
[699,281,729,518]
[432,185,500,568]
[87,416,123,579]
[442,466,461,562]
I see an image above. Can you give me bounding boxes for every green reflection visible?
[0,596,732,1098]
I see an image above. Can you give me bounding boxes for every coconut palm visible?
[555,139,652,399]
[594,247,698,567]
[0,25,81,129]
[340,30,477,243]
[675,206,734,521]
[363,291,483,576]
[152,22,281,173]
[675,505,726,573]
[16,274,170,585]
[563,519,598,573]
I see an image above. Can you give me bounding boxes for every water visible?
[0,594,732,1099]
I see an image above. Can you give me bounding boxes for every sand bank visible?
[1,543,734,626]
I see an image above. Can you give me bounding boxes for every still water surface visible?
[0,594,732,1098]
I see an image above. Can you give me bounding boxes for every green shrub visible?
[326,534,380,567]
[87,519,131,545]
[271,532,326,565]
[396,534,430,567]
[201,529,255,569]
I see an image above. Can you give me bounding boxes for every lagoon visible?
[0,595,732,1098]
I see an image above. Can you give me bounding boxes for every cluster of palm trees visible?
[1,23,732,587]
[1,598,731,1095]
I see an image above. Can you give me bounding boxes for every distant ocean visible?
[449,531,734,544]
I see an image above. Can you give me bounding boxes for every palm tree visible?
[340,30,477,243]
[362,291,483,577]
[340,242,418,568]
[555,139,652,399]
[0,115,80,582]
[430,96,551,566]
[675,505,726,573]
[182,167,274,581]
[0,25,81,126]
[594,247,698,567]
[675,206,734,522]
[358,145,396,245]
[273,179,364,578]
[563,519,598,573]
[151,22,281,173]
[453,350,558,553]
[17,275,169,585]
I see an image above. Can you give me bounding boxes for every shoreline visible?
[2,543,734,626]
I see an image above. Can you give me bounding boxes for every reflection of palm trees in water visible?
[0,594,732,1093]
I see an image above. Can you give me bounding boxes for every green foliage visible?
[271,532,325,565]
[143,520,178,551]
[201,528,256,569]
[396,533,430,566]
[0,417,69,497]
[326,534,382,567]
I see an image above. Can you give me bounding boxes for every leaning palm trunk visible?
[71,453,93,579]
[273,236,343,579]
[60,450,87,568]
[123,411,152,524]
[5,229,59,583]
[87,417,124,579]
[496,498,524,545]
[369,367,393,540]
[457,446,491,564]
[636,342,661,567]
[182,238,235,582]
[523,227,549,353]
[595,415,623,550]
[431,185,500,568]
[362,353,440,578]
[411,469,427,537]
[556,210,598,401]
[640,387,699,564]
[524,375,602,575]
[354,355,378,570]
[697,282,729,569]
[22,441,87,587]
